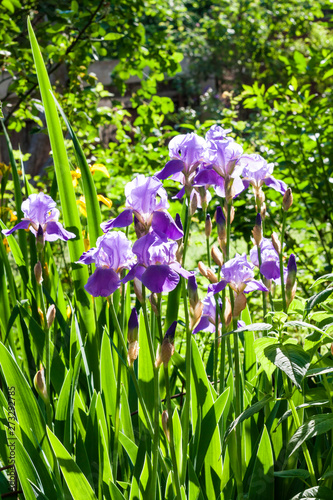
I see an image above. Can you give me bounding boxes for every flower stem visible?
[142,286,160,499]
[257,245,268,321]
[279,210,287,312]
[180,197,191,485]
[164,365,182,500]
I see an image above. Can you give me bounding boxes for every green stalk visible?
[142,286,159,499]
[164,364,182,500]
[109,295,124,480]
[180,197,192,485]
[279,210,287,312]
[282,374,316,486]
[257,245,267,321]
[37,251,52,427]
[204,210,211,267]
[219,288,226,394]
[213,296,219,391]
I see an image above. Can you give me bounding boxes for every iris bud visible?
[283,188,293,211]
[211,245,223,268]
[155,321,176,368]
[271,232,281,254]
[34,365,49,405]
[286,254,297,307]
[190,192,198,216]
[162,410,170,442]
[128,308,138,343]
[252,213,262,246]
[233,292,247,318]
[34,261,43,285]
[224,297,232,327]
[36,224,44,252]
[46,304,56,328]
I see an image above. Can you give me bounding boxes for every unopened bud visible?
[283,188,293,211]
[255,189,265,209]
[34,261,43,285]
[271,232,281,254]
[190,301,204,330]
[233,292,247,318]
[331,343,333,356]
[188,274,199,310]
[224,297,232,327]
[155,321,176,368]
[176,242,183,263]
[149,293,159,316]
[211,245,223,267]
[215,206,227,254]
[224,205,235,225]
[36,224,44,252]
[206,268,218,283]
[134,216,146,239]
[286,254,297,307]
[128,307,138,343]
[162,410,170,442]
[133,278,143,303]
[34,365,49,404]
[190,191,198,216]
[175,213,183,233]
[198,261,208,279]
[252,213,262,246]
[260,202,266,220]
[46,304,56,328]
[127,341,139,367]
[198,186,208,212]
[205,213,212,238]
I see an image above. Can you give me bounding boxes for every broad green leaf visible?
[27,19,98,379]
[104,33,124,41]
[139,454,152,498]
[275,400,329,429]
[47,427,97,499]
[100,329,117,434]
[138,310,154,420]
[172,409,183,475]
[304,289,333,318]
[254,337,277,379]
[247,426,274,500]
[109,482,126,499]
[288,414,333,457]
[290,486,333,499]
[263,342,310,388]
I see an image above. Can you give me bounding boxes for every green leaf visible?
[27,19,98,379]
[247,426,274,500]
[52,93,102,249]
[224,394,273,442]
[47,427,98,500]
[290,486,333,499]
[195,388,229,474]
[13,437,46,500]
[254,337,278,379]
[104,33,124,41]
[0,343,58,499]
[304,289,333,318]
[274,469,310,479]
[288,414,333,457]
[262,342,310,388]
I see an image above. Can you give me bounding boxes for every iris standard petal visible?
[151,211,184,240]
[193,316,214,334]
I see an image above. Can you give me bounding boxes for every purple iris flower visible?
[193,295,222,334]
[156,132,207,182]
[122,231,192,293]
[77,231,135,297]
[250,238,287,283]
[208,253,268,295]
[239,154,287,195]
[2,193,75,243]
[101,175,183,240]
[194,126,245,199]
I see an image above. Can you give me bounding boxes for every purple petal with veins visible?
[85,268,121,297]
[141,264,180,293]
[101,209,133,233]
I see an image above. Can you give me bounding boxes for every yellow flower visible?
[77,196,87,217]
[71,168,81,188]
[10,210,17,222]
[90,163,110,178]
[3,237,10,253]
[97,194,112,208]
